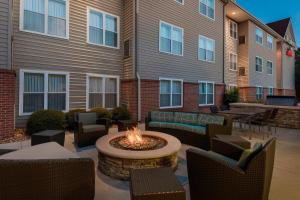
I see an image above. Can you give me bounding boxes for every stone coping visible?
[96,131,181,159]
[230,103,300,110]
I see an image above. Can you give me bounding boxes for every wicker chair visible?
[0,143,95,200]
[210,106,219,114]
[187,138,276,200]
[74,112,110,147]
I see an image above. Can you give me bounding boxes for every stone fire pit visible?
[96,130,181,180]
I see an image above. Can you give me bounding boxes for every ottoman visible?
[130,167,186,200]
[31,130,65,146]
[214,135,251,149]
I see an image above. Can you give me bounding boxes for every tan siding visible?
[136,0,225,83]
[237,21,249,87]
[13,0,124,126]
[0,0,10,69]
[276,41,283,88]
[224,17,238,86]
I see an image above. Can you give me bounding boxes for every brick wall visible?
[0,69,15,139]
[122,79,225,122]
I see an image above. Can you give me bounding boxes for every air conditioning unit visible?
[239,67,246,76]
[239,36,246,45]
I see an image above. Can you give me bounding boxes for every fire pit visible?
[96,129,181,180]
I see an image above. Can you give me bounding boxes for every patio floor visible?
[1,125,300,200]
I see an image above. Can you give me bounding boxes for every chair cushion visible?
[237,143,263,170]
[83,124,105,133]
[150,111,174,122]
[148,122,206,135]
[197,113,225,126]
[78,112,97,125]
[173,112,198,125]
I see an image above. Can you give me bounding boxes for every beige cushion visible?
[0,142,79,160]
[83,124,105,133]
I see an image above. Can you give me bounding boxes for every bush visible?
[26,110,66,135]
[90,107,112,119]
[65,109,86,130]
[224,87,240,105]
[112,106,131,121]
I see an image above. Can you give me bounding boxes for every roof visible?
[267,18,291,37]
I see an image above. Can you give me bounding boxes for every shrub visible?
[26,110,66,135]
[65,109,86,130]
[90,107,112,119]
[112,106,131,121]
[224,88,240,105]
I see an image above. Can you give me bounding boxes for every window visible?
[267,34,273,49]
[267,61,273,75]
[160,78,183,108]
[87,74,119,109]
[255,27,263,45]
[199,81,214,105]
[21,0,68,38]
[255,57,263,72]
[159,21,183,56]
[268,87,274,96]
[175,0,184,5]
[88,8,119,48]
[229,53,237,71]
[199,0,215,20]
[20,70,69,115]
[256,86,263,100]
[199,35,215,62]
[230,21,238,39]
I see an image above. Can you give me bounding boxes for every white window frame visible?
[256,86,263,100]
[86,73,120,110]
[159,78,183,109]
[175,0,184,5]
[19,0,69,39]
[198,35,215,63]
[229,52,238,71]
[230,20,238,40]
[255,56,263,73]
[255,27,263,45]
[19,69,70,116]
[159,21,184,56]
[198,81,215,106]
[228,84,237,91]
[267,60,273,75]
[267,34,273,50]
[268,87,274,96]
[87,7,120,49]
[199,0,215,20]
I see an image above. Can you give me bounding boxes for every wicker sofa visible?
[0,142,95,200]
[74,112,110,147]
[145,111,232,150]
[187,138,276,200]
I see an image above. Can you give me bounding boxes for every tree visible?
[296,48,300,101]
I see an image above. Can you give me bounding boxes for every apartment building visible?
[224,1,296,102]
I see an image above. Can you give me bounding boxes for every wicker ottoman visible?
[130,168,186,200]
[214,135,251,149]
[31,130,65,146]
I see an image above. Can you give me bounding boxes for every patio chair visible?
[210,106,219,114]
[0,142,95,200]
[74,112,110,147]
[251,109,273,139]
[187,138,276,200]
[265,108,279,136]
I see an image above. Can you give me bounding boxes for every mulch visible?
[0,129,29,144]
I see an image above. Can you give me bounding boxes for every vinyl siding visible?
[136,0,225,83]
[224,17,238,86]
[0,0,10,69]
[237,21,249,87]
[248,21,277,88]
[13,0,124,126]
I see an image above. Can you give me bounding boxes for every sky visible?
[237,0,300,47]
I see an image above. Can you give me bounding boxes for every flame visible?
[126,127,143,144]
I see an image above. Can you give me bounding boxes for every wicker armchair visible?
[187,138,276,200]
[74,112,110,147]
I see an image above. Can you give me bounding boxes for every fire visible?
[126,127,144,145]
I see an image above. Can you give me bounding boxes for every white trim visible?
[19,0,70,40]
[229,52,238,71]
[175,0,184,5]
[159,20,184,56]
[198,35,215,63]
[255,56,263,73]
[86,73,120,110]
[255,26,263,46]
[229,20,238,40]
[199,0,215,21]
[19,69,70,116]
[267,34,273,50]
[266,60,273,75]
[86,7,120,49]
[159,77,184,109]
[198,81,215,106]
